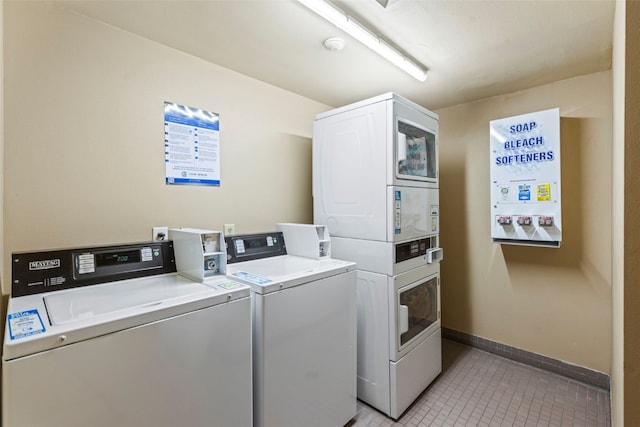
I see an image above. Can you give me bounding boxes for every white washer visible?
[225,232,357,427]
[3,242,252,427]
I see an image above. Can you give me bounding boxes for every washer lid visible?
[226,255,356,294]
[3,274,250,360]
[44,274,231,325]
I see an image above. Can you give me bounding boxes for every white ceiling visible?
[57,0,615,110]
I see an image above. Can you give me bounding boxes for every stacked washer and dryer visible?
[313,92,444,419]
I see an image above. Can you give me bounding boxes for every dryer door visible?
[389,266,440,362]
[392,99,438,188]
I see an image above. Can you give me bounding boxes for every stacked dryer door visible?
[313,92,443,419]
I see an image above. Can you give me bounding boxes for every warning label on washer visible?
[8,309,46,340]
[232,271,272,285]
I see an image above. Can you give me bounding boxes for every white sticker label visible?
[218,282,243,290]
[232,271,272,285]
[8,309,46,340]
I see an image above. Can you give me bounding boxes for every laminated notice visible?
[8,309,46,340]
[232,271,272,285]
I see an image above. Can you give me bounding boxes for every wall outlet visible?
[152,226,169,242]
[223,224,235,236]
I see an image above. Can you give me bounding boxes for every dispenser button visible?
[517,216,532,226]
[497,216,512,225]
[538,216,554,227]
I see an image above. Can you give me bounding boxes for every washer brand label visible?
[29,259,61,271]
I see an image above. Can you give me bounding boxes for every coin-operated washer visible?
[225,227,357,427]
[2,239,252,427]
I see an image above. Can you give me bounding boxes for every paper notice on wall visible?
[164,102,220,186]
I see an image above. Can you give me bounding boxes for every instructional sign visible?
[490,108,562,247]
[164,102,220,186]
[231,271,272,285]
[8,309,46,340]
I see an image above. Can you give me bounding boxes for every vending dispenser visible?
[490,108,562,247]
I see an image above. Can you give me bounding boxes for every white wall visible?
[2,2,330,293]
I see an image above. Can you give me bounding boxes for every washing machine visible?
[225,231,357,427]
[3,241,252,427]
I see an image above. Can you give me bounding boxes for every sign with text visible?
[490,108,562,247]
[164,102,220,186]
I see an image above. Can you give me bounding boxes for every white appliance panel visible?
[388,186,439,242]
[3,298,252,427]
[253,271,357,427]
[276,223,331,259]
[332,237,394,276]
[332,236,441,277]
[355,270,392,415]
[313,100,388,241]
[390,328,442,419]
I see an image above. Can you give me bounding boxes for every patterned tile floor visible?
[349,339,611,427]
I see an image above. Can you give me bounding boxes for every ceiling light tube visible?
[297,0,427,81]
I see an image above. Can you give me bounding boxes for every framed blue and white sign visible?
[164,102,220,186]
[490,108,562,247]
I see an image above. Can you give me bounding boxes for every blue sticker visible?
[232,271,272,285]
[394,190,402,234]
[518,184,531,201]
[8,309,46,340]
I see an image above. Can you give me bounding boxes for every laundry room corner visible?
[1,1,330,291]
[436,70,613,375]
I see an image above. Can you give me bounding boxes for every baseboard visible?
[441,327,610,390]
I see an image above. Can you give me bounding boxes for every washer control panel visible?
[11,241,175,297]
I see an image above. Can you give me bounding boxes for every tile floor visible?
[349,339,611,427]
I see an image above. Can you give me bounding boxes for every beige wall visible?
[611,0,625,424]
[611,1,640,425]
[1,0,5,342]
[436,71,613,373]
[622,1,640,425]
[2,2,331,293]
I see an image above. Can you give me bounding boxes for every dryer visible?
[313,93,443,419]
[2,241,252,427]
[225,231,357,427]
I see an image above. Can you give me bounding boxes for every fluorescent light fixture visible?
[297,0,428,81]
